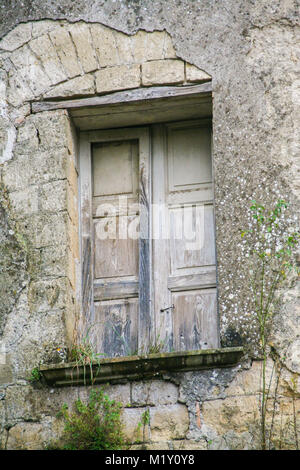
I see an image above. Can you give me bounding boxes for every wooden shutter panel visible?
[152,120,219,352]
[79,128,151,357]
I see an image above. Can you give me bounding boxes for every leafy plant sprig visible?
[240,199,299,450]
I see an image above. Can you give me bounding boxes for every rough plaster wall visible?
[0,0,297,365]
[0,0,299,450]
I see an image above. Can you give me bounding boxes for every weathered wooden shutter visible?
[80,120,218,357]
[152,120,218,351]
[80,128,150,357]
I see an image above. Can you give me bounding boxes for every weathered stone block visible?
[19,212,68,249]
[28,277,69,313]
[4,385,34,423]
[172,439,208,450]
[2,147,69,192]
[95,64,140,93]
[226,359,276,397]
[33,244,68,278]
[0,365,13,385]
[142,59,184,86]
[131,380,178,406]
[39,180,67,213]
[29,35,66,87]
[0,23,32,51]
[150,404,189,440]
[202,395,260,435]
[78,384,131,407]
[121,407,150,443]
[6,67,34,106]
[31,20,58,38]
[9,186,39,217]
[132,31,170,62]
[10,44,52,97]
[114,32,135,65]
[186,63,211,82]
[45,74,95,99]
[163,33,177,59]
[68,23,99,73]
[32,110,70,150]
[49,27,82,78]
[6,419,63,450]
[90,24,119,67]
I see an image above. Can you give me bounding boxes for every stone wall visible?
[0,0,299,450]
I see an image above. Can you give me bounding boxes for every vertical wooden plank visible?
[79,134,95,335]
[152,124,173,351]
[137,129,152,353]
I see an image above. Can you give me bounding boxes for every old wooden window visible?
[79,118,218,358]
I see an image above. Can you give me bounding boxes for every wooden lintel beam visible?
[31,82,212,114]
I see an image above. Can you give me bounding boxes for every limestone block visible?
[78,384,131,407]
[95,64,140,93]
[121,408,150,443]
[6,67,34,106]
[68,23,99,73]
[29,35,66,87]
[30,387,79,417]
[6,420,61,450]
[150,404,189,440]
[4,385,34,423]
[114,31,134,65]
[0,117,16,165]
[131,380,178,406]
[142,59,184,86]
[28,277,69,313]
[31,20,58,38]
[15,118,40,153]
[45,74,95,99]
[34,244,68,278]
[172,439,208,450]
[19,212,68,249]
[67,247,76,290]
[186,63,211,83]
[226,359,277,397]
[39,180,67,213]
[49,27,82,78]
[2,147,69,192]
[67,182,78,225]
[10,44,52,97]
[131,442,170,450]
[67,219,79,264]
[10,104,31,127]
[32,110,70,150]
[202,395,260,435]
[163,33,177,59]
[132,31,167,62]
[0,23,32,51]
[9,186,39,217]
[0,365,13,385]
[90,24,119,67]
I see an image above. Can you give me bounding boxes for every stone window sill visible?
[40,347,243,387]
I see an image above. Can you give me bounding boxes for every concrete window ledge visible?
[40,347,243,387]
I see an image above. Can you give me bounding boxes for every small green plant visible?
[51,389,128,450]
[135,409,150,444]
[28,367,41,383]
[241,199,299,450]
[70,328,104,385]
